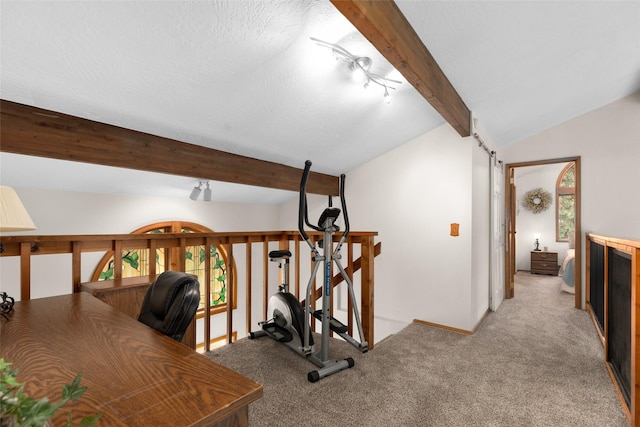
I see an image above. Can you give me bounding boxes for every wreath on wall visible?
[521,188,552,214]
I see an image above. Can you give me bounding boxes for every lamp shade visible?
[0,186,36,231]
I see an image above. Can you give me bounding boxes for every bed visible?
[560,248,575,294]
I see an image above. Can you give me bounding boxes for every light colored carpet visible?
[207,272,627,426]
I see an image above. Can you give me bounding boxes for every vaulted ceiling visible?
[1,1,638,203]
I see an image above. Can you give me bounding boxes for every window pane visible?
[559,194,575,239]
[560,164,575,188]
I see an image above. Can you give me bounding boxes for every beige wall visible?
[501,91,640,305]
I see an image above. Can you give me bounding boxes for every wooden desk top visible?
[79,274,161,295]
[0,293,262,426]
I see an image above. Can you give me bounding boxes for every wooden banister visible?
[586,233,640,426]
[1,230,381,349]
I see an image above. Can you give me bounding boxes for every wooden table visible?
[0,293,262,426]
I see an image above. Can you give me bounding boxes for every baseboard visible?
[413,309,491,335]
[412,319,474,335]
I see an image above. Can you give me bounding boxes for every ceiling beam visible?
[331,0,471,137]
[0,100,339,196]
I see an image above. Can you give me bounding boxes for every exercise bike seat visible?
[269,250,291,260]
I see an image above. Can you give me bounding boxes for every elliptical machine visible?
[249,160,368,382]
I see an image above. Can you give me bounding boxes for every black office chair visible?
[138,271,200,342]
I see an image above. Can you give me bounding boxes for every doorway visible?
[504,157,581,309]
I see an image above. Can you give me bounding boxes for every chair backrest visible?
[138,271,200,342]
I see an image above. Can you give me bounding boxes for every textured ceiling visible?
[1,0,639,203]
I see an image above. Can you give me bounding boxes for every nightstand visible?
[531,251,558,276]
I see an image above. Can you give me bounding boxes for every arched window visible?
[556,163,576,242]
[91,221,236,316]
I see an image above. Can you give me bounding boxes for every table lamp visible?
[0,186,37,253]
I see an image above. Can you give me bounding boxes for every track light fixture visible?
[190,181,212,202]
[203,182,212,202]
[189,182,202,201]
[189,181,211,202]
[311,37,401,103]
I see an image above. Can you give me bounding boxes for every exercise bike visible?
[249,160,368,382]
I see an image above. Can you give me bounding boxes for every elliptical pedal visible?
[312,310,348,334]
[261,322,293,343]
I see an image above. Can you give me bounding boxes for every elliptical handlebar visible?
[299,160,317,242]
[298,160,350,243]
[339,173,349,238]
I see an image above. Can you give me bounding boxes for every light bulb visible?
[351,64,367,83]
[384,89,392,104]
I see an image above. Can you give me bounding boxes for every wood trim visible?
[72,241,81,292]
[226,240,234,344]
[505,156,581,309]
[633,246,639,425]
[412,319,474,335]
[331,0,471,137]
[19,243,31,301]
[361,236,375,347]
[204,237,212,353]
[587,233,640,250]
[585,233,640,425]
[262,239,269,321]
[0,99,339,196]
[2,230,378,357]
[555,162,576,242]
[574,157,582,310]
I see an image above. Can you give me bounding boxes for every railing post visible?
[113,240,122,280]
[246,239,252,336]
[20,242,31,301]
[72,241,81,293]
[262,238,269,320]
[148,239,157,276]
[361,235,375,349]
[204,237,213,352]
[226,240,234,344]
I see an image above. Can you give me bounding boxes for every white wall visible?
[514,163,570,271]
[0,188,282,301]
[1,122,502,342]
[502,91,640,306]
[278,123,497,336]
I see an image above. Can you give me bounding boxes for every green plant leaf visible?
[0,361,100,427]
[62,374,87,402]
[99,268,114,280]
[214,259,225,269]
[185,251,193,261]
[79,413,104,426]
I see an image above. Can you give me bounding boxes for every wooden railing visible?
[0,230,380,350]
[586,233,640,426]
